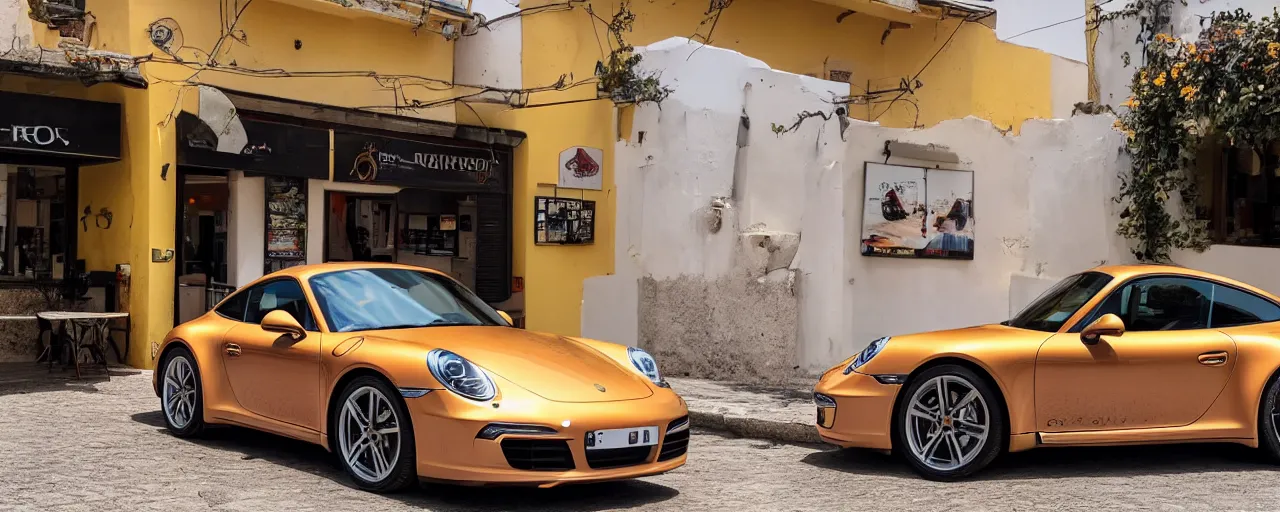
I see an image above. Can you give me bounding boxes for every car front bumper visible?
[404,385,689,487]
[812,369,902,451]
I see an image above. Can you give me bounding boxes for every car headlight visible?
[844,336,890,375]
[627,347,669,387]
[427,349,496,401]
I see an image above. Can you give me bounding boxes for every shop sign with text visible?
[0,91,121,162]
[333,131,505,193]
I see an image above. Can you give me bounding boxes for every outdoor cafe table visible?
[37,311,130,380]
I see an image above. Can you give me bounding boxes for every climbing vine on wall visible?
[1113,8,1280,261]
[592,1,673,105]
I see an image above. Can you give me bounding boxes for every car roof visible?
[255,262,450,283]
[1089,264,1280,302]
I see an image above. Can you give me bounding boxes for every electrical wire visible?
[1005,0,1119,42]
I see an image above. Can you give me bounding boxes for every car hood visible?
[889,323,1045,345]
[367,327,655,403]
[851,323,1052,375]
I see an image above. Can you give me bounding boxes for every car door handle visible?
[225,343,242,357]
[1198,351,1228,366]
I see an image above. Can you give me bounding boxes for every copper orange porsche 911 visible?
[152,263,688,491]
[815,264,1280,480]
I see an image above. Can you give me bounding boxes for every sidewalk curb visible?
[688,410,822,445]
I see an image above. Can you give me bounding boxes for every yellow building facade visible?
[0,0,1078,369]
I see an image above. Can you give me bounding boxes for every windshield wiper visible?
[425,319,482,327]
[370,323,431,330]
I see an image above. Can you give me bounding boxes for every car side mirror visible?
[496,310,513,326]
[262,309,306,340]
[1080,313,1124,345]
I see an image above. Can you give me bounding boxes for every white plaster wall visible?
[737,69,850,235]
[0,0,34,53]
[582,38,768,347]
[454,0,522,90]
[227,172,264,287]
[586,37,1151,380]
[617,38,768,281]
[1051,56,1089,119]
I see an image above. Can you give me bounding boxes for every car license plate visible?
[585,426,659,450]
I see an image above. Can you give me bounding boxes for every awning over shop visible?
[0,91,122,164]
[176,111,329,180]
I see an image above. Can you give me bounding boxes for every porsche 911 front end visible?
[812,340,902,452]
[405,378,689,487]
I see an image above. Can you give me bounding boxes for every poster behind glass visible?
[265,176,307,273]
[534,196,595,245]
[860,162,974,260]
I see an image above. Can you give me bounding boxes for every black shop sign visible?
[333,131,504,193]
[0,91,121,163]
[176,112,328,180]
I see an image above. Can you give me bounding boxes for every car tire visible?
[159,346,206,437]
[332,376,417,493]
[893,364,1004,481]
[1257,372,1280,463]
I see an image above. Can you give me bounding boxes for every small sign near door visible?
[558,146,603,191]
[264,176,307,272]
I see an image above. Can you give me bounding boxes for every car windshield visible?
[309,268,505,332]
[1005,271,1113,332]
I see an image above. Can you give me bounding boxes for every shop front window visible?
[0,165,69,280]
[1199,145,1280,247]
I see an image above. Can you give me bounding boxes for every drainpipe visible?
[1085,0,1100,103]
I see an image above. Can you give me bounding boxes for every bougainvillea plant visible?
[1114,8,1280,261]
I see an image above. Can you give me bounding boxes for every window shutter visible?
[474,193,511,304]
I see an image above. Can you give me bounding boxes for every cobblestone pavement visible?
[5,370,1280,511]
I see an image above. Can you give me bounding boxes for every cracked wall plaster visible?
[586,37,1141,383]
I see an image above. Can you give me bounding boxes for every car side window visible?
[1088,277,1212,332]
[214,291,249,322]
[244,279,318,332]
[1209,285,1280,328]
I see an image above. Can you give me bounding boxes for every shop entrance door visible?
[324,192,396,263]
[175,170,230,324]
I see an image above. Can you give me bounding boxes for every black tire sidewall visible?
[1258,373,1280,462]
[894,364,1005,481]
[333,376,417,492]
[159,347,205,437]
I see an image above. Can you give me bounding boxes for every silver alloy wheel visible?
[904,375,990,472]
[162,355,197,429]
[338,386,402,483]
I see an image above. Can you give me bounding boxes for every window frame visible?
[0,163,78,286]
[213,276,322,332]
[1068,273,1280,332]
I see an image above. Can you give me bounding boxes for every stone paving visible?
[667,377,818,443]
[5,367,1280,511]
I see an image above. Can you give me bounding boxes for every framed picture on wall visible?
[859,162,974,260]
[534,196,595,245]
